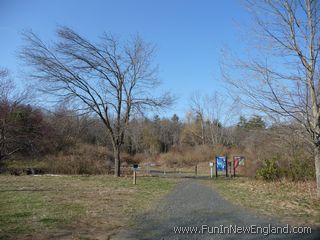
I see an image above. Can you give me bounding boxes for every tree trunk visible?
[114,147,121,177]
[200,115,205,145]
[315,146,320,195]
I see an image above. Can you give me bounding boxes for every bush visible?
[256,158,281,181]
[45,144,113,174]
[45,144,141,175]
[158,145,214,167]
[286,158,315,181]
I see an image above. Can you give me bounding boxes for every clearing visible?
[0,175,176,240]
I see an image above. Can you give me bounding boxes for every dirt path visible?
[113,179,319,240]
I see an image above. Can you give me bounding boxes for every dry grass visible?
[206,177,320,227]
[43,144,140,175]
[158,145,214,167]
[0,175,176,240]
[157,144,246,170]
[44,144,113,174]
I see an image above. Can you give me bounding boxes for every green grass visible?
[0,175,176,239]
[203,177,320,227]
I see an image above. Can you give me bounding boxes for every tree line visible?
[0,68,314,181]
[1,0,319,192]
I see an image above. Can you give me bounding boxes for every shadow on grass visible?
[0,189,53,192]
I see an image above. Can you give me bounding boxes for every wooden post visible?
[133,170,136,185]
[133,164,138,184]
[233,158,236,178]
[209,162,214,178]
[195,164,198,176]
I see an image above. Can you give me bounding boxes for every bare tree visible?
[189,93,206,145]
[0,68,37,161]
[21,27,172,176]
[0,69,18,161]
[188,92,239,146]
[222,0,320,193]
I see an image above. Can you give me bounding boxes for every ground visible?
[209,177,320,227]
[0,173,319,240]
[113,179,320,240]
[0,175,176,240]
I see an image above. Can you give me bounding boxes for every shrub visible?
[256,158,281,181]
[44,144,142,175]
[45,144,112,174]
[286,158,315,181]
[157,145,214,167]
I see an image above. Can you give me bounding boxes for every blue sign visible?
[216,156,226,171]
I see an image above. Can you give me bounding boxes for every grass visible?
[204,177,320,227]
[0,174,176,240]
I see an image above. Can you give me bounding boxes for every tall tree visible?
[189,93,206,145]
[0,68,44,161]
[237,115,266,130]
[21,27,172,176]
[222,0,320,193]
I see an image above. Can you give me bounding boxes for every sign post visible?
[226,156,228,177]
[133,164,138,185]
[209,162,214,178]
[215,158,218,178]
[231,160,235,177]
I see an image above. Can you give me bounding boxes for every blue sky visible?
[0,0,250,119]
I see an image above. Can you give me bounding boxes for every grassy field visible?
[205,177,320,227]
[0,174,177,240]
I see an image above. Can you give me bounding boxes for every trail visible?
[113,179,319,240]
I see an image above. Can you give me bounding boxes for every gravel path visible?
[113,179,319,240]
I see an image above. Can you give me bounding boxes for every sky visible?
[0,0,251,119]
